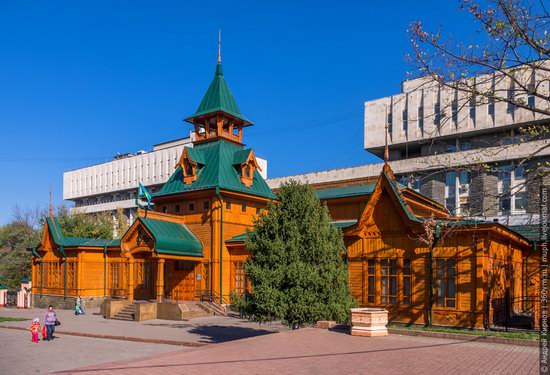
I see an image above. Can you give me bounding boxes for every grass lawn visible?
[388,323,539,341]
[0,317,30,322]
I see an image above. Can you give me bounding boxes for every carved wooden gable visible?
[347,172,417,238]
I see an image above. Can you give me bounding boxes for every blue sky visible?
[0,1,475,224]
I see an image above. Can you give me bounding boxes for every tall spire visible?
[384,105,389,165]
[49,184,53,218]
[217,29,221,64]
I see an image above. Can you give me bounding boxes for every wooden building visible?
[30,60,275,309]
[315,165,533,328]
[29,59,538,330]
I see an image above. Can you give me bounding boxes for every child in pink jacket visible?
[30,318,40,343]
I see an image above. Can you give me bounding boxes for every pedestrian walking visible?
[76,296,85,314]
[43,305,58,341]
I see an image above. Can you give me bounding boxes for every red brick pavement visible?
[57,328,538,375]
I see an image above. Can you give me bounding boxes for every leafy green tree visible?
[236,181,355,328]
[0,209,41,289]
[0,205,125,290]
[56,205,116,239]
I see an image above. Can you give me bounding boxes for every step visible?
[114,313,134,320]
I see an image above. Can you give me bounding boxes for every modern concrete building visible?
[63,133,268,222]
[271,66,550,225]
[361,69,550,225]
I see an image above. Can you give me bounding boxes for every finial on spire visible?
[384,105,389,165]
[217,29,221,64]
[49,184,53,218]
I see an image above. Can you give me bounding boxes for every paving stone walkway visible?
[0,307,281,344]
[0,328,183,375]
[60,328,538,375]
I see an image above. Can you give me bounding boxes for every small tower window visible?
[186,163,194,176]
[175,204,181,213]
[203,200,210,210]
[240,162,255,187]
[188,202,195,212]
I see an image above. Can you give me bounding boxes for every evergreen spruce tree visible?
[237,180,355,328]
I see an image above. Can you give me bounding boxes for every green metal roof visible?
[154,140,276,200]
[232,149,252,165]
[507,224,541,243]
[226,220,357,244]
[44,217,120,248]
[226,232,250,243]
[315,184,376,200]
[139,217,203,256]
[331,220,358,229]
[185,63,251,125]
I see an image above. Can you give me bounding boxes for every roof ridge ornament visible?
[384,105,389,165]
[49,184,53,218]
[382,104,396,180]
[218,29,221,64]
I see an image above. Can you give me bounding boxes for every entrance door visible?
[133,259,153,300]
[172,261,196,301]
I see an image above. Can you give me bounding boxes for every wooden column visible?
[156,258,165,303]
[127,257,135,301]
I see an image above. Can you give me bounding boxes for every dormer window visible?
[176,148,198,185]
[233,149,261,187]
[186,163,194,177]
[240,162,255,187]
[183,159,197,184]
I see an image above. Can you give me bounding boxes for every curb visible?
[0,324,208,347]
[388,328,538,347]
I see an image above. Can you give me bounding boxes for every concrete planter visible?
[350,308,389,337]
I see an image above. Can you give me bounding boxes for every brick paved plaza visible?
[61,328,536,375]
[0,308,538,374]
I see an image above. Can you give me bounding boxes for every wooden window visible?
[380,259,397,304]
[225,201,231,210]
[403,258,411,305]
[45,262,61,288]
[435,258,456,308]
[185,163,194,176]
[241,202,247,213]
[256,207,261,215]
[234,261,248,295]
[110,262,121,289]
[367,259,375,303]
[162,206,167,213]
[188,202,195,212]
[203,200,210,210]
[175,204,181,213]
[67,262,75,289]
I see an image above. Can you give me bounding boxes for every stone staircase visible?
[180,301,213,319]
[113,303,136,321]
[197,301,227,316]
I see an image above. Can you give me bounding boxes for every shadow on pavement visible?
[143,323,194,329]
[188,325,276,343]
